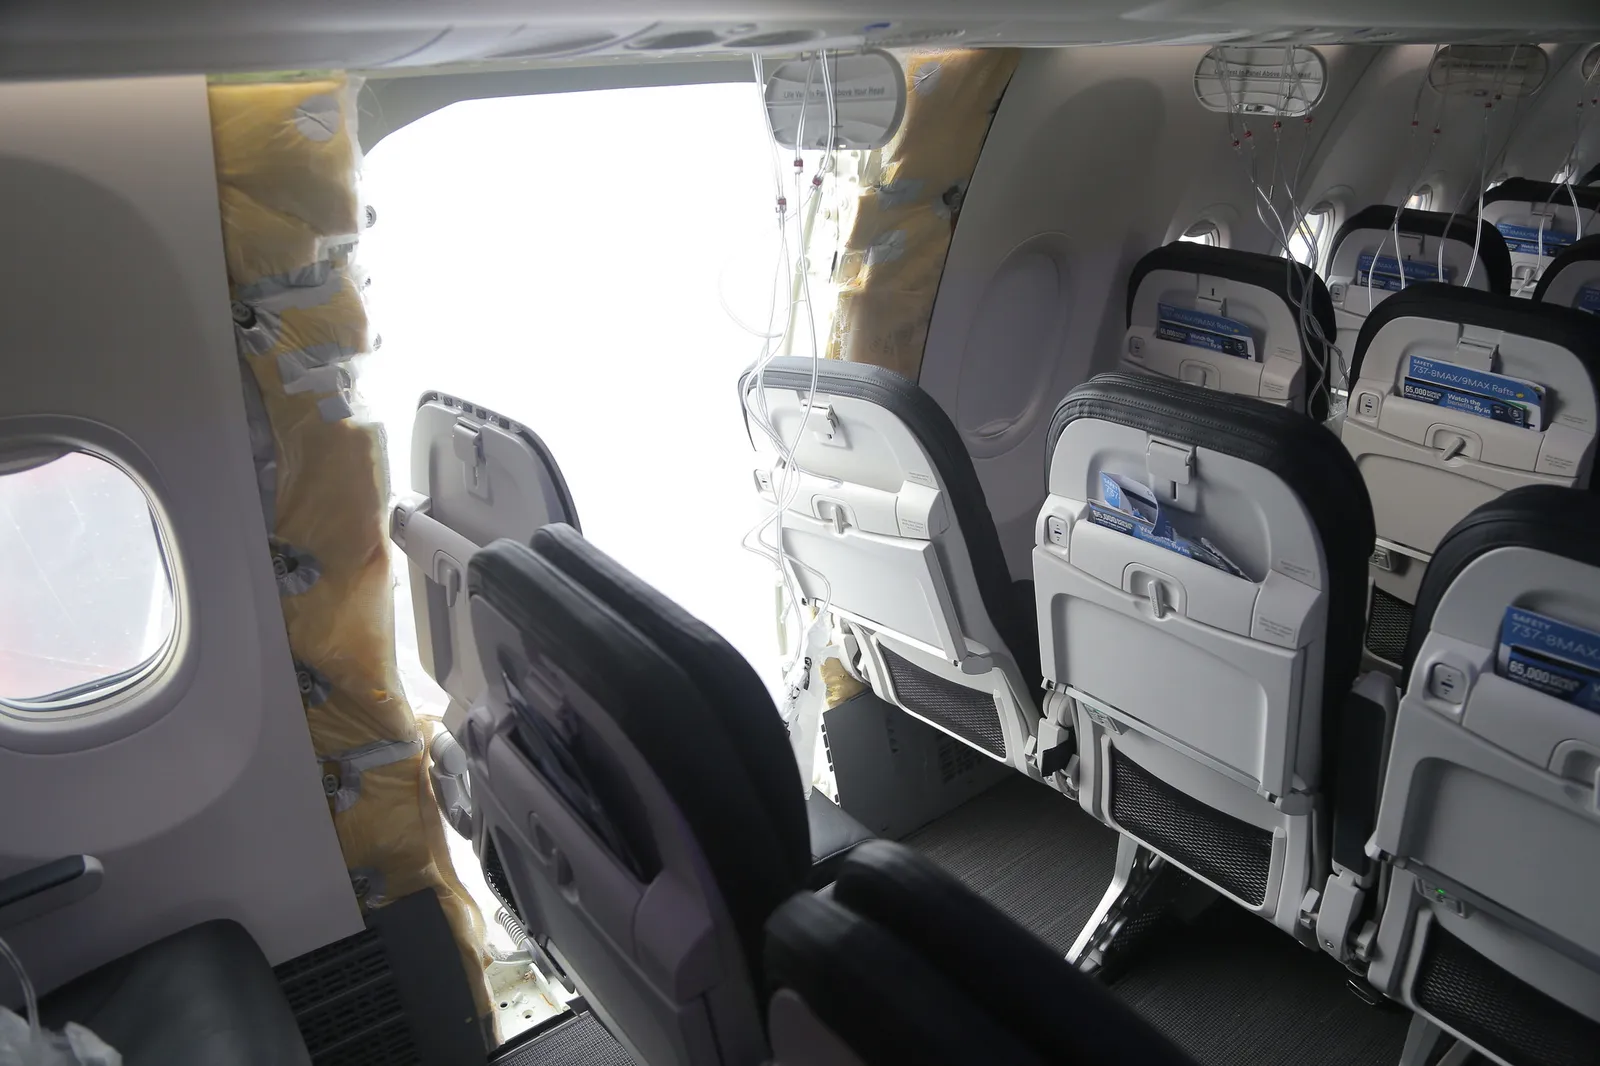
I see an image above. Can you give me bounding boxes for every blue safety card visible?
[1495,222,1578,256]
[1403,355,1544,431]
[1578,286,1600,316]
[1155,302,1256,360]
[1086,472,1246,577]
[1356,253,1451,291]
[1497,606,1600,713]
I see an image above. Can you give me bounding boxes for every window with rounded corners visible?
[1287,202,1335,269]
[1405,186,1433,212]
[0,449,176,712]
[1179,220,1221,247]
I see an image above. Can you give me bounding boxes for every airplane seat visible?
[26,919,313,1066]
[1480,178,1600,297]
[763,840,1196,1066]
[1339,283,1600,675]
[1325,205,1513,359]
[1366,486,1600,1066]
[1034,372,1376,942]
[1121,241,1338,418]
[1532,234,1600,315]
[739,357,1050,782]
[459,523,871,1066]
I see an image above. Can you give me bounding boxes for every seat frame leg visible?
[1068,835,1167,975]
[1399,1012,1472,1066]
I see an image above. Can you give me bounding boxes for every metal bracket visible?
[1068,836,1170,976]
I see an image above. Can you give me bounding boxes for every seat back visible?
[1481,178,1600,296]
[1325,205,1512,358]
[462,526,811,1066]
[1366,486,1600,1065]
[763,840,1195,1066]
[1034,372,1373,938]
[1533,234,1600,315]
[1121,242,1338,417]
[739,357,1044,777]
[1339,284,1600,671]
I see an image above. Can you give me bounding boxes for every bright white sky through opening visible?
[361,83,797,717]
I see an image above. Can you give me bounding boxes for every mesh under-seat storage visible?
[1325,204,1512,360]
[739,357,1046,778]
[1339,283,1600,673]
[461,526,813,1066]
[1034,372,1374,939]
[1480,178,1600,297]
[1365,486,1600,1066]
[1121,242,1338,417]
[1533,234,1600,315]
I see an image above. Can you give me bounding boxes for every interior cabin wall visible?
[0,76,361,1000]
[922,42,1600,579]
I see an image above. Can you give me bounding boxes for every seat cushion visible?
[39,920,309,1066]
[744,357,1040,703]
[832,840,1194,1065]
[1403,484,1600,674]
[804,791,875,890]
[1331,205,1513,296]
[764,891,1046,1066]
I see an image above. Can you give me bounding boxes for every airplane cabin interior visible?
[3,3,1600,1066]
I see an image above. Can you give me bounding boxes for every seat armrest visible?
[806,792,874,890]
[0,855,103,931]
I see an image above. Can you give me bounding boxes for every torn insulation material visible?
[208,75,492,1028]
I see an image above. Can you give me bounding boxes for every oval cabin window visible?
[0,450,176,711]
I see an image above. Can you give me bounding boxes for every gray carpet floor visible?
[902,776,1415,1066]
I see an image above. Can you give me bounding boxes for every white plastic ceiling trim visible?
[5,2,1600,80]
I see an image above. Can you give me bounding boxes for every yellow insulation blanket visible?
[818,49,1018,708]
[208,77,491,1021]
[829,49,1020,379]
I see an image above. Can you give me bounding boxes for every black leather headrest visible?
[1348,282,1600,400]
[1404,485,1600,674]
[1125,241,1338,418]
[1533,234,1600,304]
[1484,177,1600,215]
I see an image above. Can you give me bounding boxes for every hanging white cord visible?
[1219,56,1345,408]
[1374,47,1446,312]
[736,52,840,704]
[1533,60,1600,263]
[1438,46,1534,289]
[0,933,40,1042]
